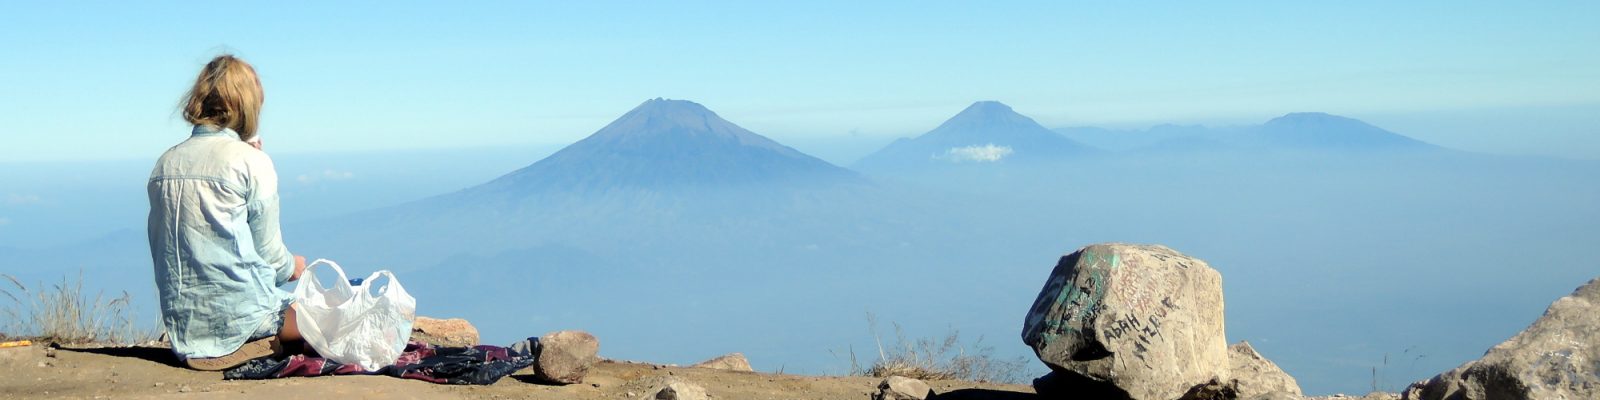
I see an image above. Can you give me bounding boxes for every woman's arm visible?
[244,152,300,286]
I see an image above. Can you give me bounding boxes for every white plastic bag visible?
[291,259,417,371]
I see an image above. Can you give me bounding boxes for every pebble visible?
[154,382,165,387]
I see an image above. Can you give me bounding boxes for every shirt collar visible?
[191,125,241,140]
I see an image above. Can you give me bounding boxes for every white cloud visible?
[937,144,1014,163]
[4,193,42,205]
[296,169,356,184]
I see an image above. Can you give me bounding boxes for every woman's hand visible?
[291,255,307,281]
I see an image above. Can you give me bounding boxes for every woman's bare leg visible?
[278,305,302,342]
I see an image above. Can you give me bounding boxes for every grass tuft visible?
[0,271,155,345]
[843,313,1030,384]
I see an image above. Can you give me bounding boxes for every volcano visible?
[470,98,858,196]
[854,101,1096,171]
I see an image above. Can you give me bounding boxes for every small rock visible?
[409,316,480,347]
[534,330,599,384]
[1246,391,1300,400]
[690,352,753,372]
[874,376,933,400]
[153,382,165,387]
[1229,341,1303,398]
[178,385,191,393]
[640,376,708,400]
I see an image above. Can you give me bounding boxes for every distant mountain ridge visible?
[1056,112,1440,154]
[1251,112,1436,150]
[854,101,1096,171]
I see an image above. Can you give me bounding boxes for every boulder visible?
[1022,243,1230,400]
[1403,276,1600,400]
[874,376,933,400]
[1230,341,1303,398]
[408,317,479,347]
[534,330,600,384]
[690,352,753,372]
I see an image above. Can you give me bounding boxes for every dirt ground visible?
[0,343,1036,399]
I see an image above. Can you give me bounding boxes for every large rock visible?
[1229,341,1303,398]
[1404,276,1600,400]
[690,352,753,372]
[874,376,934,400]
[534,330,600,384]
[408,317,479,347]
[1022,243,1230,400]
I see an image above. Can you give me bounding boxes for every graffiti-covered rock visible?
[1403,276,1600,400]
[1229,341,1302,399]
[1022,243,1229,400]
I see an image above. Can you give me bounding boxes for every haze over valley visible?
[5,98,1596,394]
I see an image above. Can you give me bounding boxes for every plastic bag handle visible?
[359,270,400,298]
[299,259,355,301]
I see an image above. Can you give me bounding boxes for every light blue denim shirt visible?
[147,125,294,359]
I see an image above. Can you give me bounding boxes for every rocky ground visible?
[0,342,1036,400]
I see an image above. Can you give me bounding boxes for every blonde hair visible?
[181,55,263,141]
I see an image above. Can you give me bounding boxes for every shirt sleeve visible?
[245,152,296,287]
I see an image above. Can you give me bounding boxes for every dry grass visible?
[838,313,1030,384]
[1,271,155,345]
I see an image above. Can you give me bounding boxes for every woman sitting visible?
[147,54,307,370]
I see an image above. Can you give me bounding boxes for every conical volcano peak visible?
[923,100,1064,141]
[596,98,725,135]
[633,97,714,118]
[475,98,858,193]
[941,101,1031,126]
[960,100,1015,114]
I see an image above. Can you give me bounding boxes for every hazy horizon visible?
[3,2,1599,162]
[3,2,1598,397]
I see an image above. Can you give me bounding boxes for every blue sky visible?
[1,1,1597,162]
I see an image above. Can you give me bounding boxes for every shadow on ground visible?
[933,388,1038,399]
[59,345,182,368]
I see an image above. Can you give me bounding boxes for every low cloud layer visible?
[937,144,1013,163]
[5,193,42,205]
[297,169,356,184]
